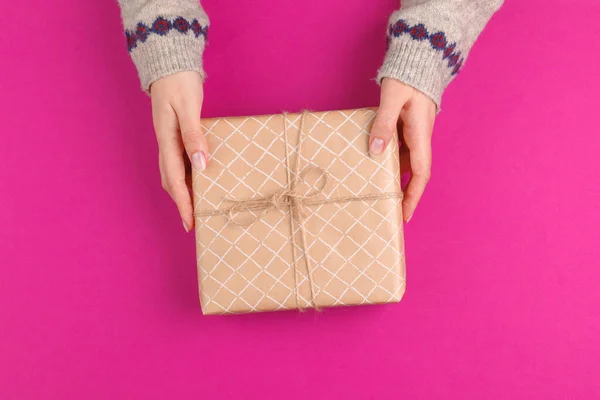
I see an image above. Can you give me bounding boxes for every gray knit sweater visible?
[118,0,503,108]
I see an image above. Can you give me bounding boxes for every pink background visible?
[1,0,599,398]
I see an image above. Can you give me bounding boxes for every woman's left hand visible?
[369,78,437,223]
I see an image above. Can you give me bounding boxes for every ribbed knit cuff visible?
[377,37,453,112]
[130,33,206,93]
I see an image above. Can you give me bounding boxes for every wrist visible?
[377,21,465,112]
[126,17,208,92]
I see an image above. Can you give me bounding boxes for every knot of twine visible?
[223,166,329,227]
[194,111,403,311]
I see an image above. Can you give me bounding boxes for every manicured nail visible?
[369,138,385,156]
[406,213,414,223]
[182,220,190,232]
[191,151,207,171]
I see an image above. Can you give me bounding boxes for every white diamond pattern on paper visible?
[193,109,406,314]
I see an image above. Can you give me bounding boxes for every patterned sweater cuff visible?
[377,22,464,111]
[126,17,208,92]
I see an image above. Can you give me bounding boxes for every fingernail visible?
[370,138,385,156]
[406,213,414,223]
[191,151,207,171]
[182,220,190,232]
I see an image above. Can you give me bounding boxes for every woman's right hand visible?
[150,71,208,233]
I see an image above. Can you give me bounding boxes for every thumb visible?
[370,78,411,156]
[175,99,209,172]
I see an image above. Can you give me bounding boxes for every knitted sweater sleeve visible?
[377,0,503,109]
[117,0,209,92]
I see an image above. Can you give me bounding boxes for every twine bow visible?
[223,166,329,228]
[194,111,403,310]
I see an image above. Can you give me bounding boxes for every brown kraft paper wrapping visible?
[192,108,406,314]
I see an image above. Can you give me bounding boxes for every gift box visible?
[193,108,406,314]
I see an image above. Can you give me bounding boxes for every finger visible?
[173,92,209,172]
[162,151,195,232]
[401,107,434,223]
[369,78,412,156]
[397,119,411,179]
[399,149,411,190]
[154,104,195,232]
